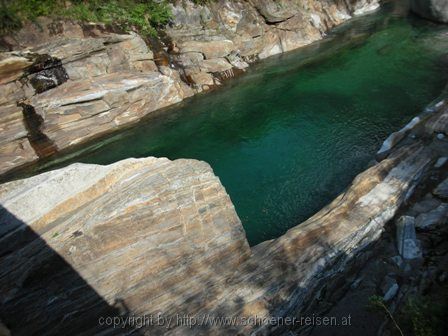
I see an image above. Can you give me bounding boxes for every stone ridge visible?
[0,0,379,177]
[0,156,250,335]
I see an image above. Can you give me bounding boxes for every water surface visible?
[16,3,448,245]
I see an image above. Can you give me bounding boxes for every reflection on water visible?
[8,1,448,245]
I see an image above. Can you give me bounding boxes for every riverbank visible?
[0,0,380,177]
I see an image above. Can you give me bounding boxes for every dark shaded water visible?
[15,3,448,245]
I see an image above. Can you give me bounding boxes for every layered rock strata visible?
[1,98,446,335]
[0,157,249,335]
[0,0,379,177]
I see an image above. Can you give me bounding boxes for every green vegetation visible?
[401,295,448,336]
[0,0,172,36]
[404,298,434,336]
[368,295,404,336]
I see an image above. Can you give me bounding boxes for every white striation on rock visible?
[396,216,422,259]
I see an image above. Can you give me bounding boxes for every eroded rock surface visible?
[0,104,38,175]
[28,72,186,149]
[0,157,250,335]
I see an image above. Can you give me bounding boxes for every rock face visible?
[0,32,193,176]
[28,72,186,149]
[167,0,379,88]
[411,0,448,23]
[0,104,38,175]
[0,157,250,335]
[2,100,446,335]
[0,0,379,177]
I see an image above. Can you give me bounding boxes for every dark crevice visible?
[18,102,58,158]
[25,54,69,94]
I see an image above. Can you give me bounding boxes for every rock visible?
[0,0,383,175]
[0,320,10,336]
[350,276,364,289]
[415,204,448,229]
[200,58,233,73]
[0,53,33,84]
[391,255,404,269]
[377,116,421,160]
[410,195,441,214]
[396,216,422,259]
[226,51,249,69]
[176,51,204,67]
[26,54,68,94]
[0,157,250,335]
[27,72,186,150]
[179,40,235,59]
[411,0,448,23]
[425,104,448,135]
[32,34,157,81]
[382,276,399,301]
[0,104,38,175]
[0,127,436,334]
[189,71,215,87]
[1,17,88,50]
[433,177,448,200]
[258,31,283,59]
[434,156,447,168]
[402,239,423,259]
[353,0,381,15]
[252,0,297,23]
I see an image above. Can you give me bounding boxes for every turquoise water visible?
[15,4,448,245]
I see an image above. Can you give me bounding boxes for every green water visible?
[17,3,448,245]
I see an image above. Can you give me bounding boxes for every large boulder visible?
[411,0,448,23]
[0,157,250,335]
